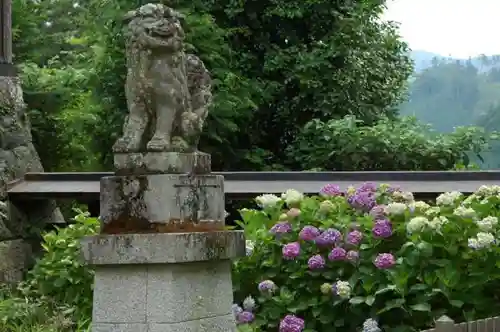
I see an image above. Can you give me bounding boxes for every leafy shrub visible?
[18,211,98,324]
[288,116,498,171]
[233,184,500,331]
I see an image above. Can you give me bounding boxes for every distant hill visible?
[410,50,500,73]
[410,50,445,72]
[401,52,500,168]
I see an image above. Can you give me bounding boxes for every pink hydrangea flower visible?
[328,247,347,261]
[346,230,363,245]
[374,253,395,269]
[282,242,300,260]
[279,314,305,332]
[299,225,320,241]
[308,254,325,270]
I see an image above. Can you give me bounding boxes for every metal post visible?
[0,0,15,76]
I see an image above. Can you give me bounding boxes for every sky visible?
[382,0,500,58]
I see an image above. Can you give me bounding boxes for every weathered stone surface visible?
[112,3,212,156]
[114,151,211,174]
[88,257,237,331]
[0,239,32,283]
[81,231,245,265]
[0,75,64,283]
[99,174,225,234]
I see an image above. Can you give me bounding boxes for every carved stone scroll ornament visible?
[112,3,212,154]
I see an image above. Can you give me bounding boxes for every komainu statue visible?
[112,3,212,153]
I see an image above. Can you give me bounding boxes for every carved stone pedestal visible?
[99,173,225,233]
[81,232,244,332]
[84,150,245,331]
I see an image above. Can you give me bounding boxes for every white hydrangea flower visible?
[469,232,495,250]
[384,202,407,215]
[475,217,498,232]
[362,318,381,332]
[281,189,304,206]
[477,232,495,247]
[424,206,440,217]
[453,206,476,219]
[245,240,255,256]
[468,238,480,249]
[427,216,448,230]
[401,191,415,203]
[242,296,256,311]
[255,194,281,209]
[392,191,414,203]
[409,201,430,212]
[335,280,351,299]
[407,216,429,234]
[476,185,493,196]
[436,191,462,206]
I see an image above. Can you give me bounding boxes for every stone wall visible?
[0,75,63,283]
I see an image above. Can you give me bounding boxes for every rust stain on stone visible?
[101,215,152,234]
[102,218,224,234]
[152,219,224,233]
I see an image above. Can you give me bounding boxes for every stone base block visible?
[100,174,225,234]
[114,151,211,175]
[82,232,245,332]
[92,314,236,332]
[81,231,245,265]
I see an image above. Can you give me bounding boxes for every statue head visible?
[123,3,186,48]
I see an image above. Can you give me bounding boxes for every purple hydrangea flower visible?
[279,314,305,332]
[258,280,277,294]
[357,182,377,193]
[346,250,359,262]
[372,219,393,238]
[299,225,320,241]
[374,253,396,269]
[319,184,343,196]
[346,230,363,245]
[271,222,292,235]
[236,311,255,324]
[315,228,341,246]
[348,191,376,212]
[308,254,325,270]
[282,242,300,260]
[328,247,347,261]
[369,205,387,219]
[387,185,400,194]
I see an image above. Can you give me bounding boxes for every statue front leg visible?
[146,98,175,152]
[113,89,149,153]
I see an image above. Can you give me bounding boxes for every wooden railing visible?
[423,315,500,332]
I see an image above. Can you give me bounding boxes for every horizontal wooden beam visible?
[7,171,500,202]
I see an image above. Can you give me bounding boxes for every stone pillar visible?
[82,152,245,332]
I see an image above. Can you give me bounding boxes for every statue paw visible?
[147,135,171,152]
[171,136,191,152]
[113,136,142,153]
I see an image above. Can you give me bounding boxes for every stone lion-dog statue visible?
[112,3,212,153]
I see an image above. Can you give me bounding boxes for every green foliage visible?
[185,0,413,167]
[288,115,497,170]
[0,211,97,331]
[17,212,98,326]
[20,62,101,171]
[233,185,500,331]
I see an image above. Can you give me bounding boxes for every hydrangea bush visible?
[232,184,500,332]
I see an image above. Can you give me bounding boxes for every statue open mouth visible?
[151,23,175,37]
